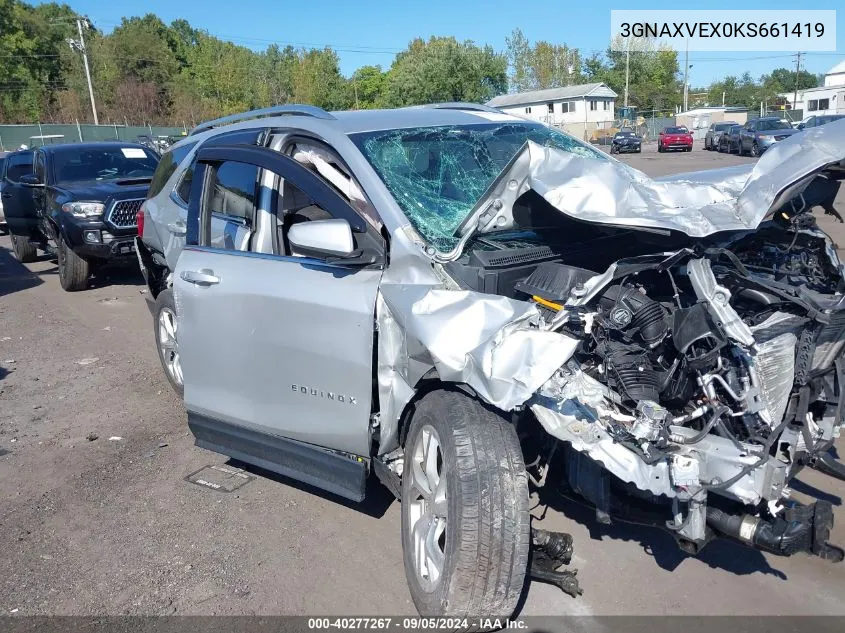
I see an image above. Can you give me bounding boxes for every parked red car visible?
[658,126,694,152]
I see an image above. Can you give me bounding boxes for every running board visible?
[188,412,368,502]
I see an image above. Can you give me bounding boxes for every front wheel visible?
[750,142,760,157]
[57,234,90,291]
[401,390,530,619]
[11,233,37,263]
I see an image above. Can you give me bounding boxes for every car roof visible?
[170,106,536,153]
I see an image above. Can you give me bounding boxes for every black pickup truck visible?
[2,142,159,290]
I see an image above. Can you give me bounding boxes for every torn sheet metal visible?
[376,244,580,453]
[459,119,845,240]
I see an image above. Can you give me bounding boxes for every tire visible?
[658,144,664,153]
[57,233,90,291]
[11,233,37,263]
[400,390,530,620]
[750,142,760,157]
[153,288,183,397]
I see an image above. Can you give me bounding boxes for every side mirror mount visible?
[288,218,362,261]
[19,174,44,187]
[797,123,805,130]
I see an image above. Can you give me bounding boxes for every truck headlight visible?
[62,202,105,218]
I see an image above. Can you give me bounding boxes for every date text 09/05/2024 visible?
[307,618,528,630]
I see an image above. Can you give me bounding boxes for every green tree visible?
[383,37,506,107]
[505,28,582,91]
[350,65,386,109]
[583,38,681,112]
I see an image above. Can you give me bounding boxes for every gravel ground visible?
[1,141,844,618]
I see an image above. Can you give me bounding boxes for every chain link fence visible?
[0,123,188,152]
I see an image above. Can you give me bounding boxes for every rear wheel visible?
[154,288,183,396]
[10,233,37,263]
[57,233,90,291]
[401,390,530,620]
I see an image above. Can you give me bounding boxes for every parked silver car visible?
[137,106,845,619]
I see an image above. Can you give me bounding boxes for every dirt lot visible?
[1,142,845,618]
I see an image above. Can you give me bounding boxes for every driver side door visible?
[173,144,384,502]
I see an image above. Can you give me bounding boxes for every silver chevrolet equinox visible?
[137,105,845,619]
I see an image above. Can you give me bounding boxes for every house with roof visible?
[781,60,845,119]
[486,83,618,132]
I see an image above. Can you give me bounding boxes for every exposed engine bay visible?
[439,199,845,561]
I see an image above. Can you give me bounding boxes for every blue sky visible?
[40,0,844,86]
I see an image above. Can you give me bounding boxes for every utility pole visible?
[69,18,98,125]
[682,39,689,112]
[792,52,802,115]
[624,39,630,107]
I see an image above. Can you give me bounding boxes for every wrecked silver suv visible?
[138,105,845,619]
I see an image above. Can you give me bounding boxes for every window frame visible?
[808,99,819,112]
[3,150,35,184]
[589,100,598,111]
[547,103,554,114]
[171,129,267,209]
[818,98,830,111]
[187,144,384,268]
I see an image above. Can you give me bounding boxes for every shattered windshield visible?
[350,122,607,250]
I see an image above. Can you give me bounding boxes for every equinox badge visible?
[291,384,358,405]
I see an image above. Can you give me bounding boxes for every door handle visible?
[168,221,187,236]
[180,269,220,286]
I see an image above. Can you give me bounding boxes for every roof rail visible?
[417,102,505,114]
[189,104,336,136]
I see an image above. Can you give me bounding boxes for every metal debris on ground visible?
[529,527,583,598]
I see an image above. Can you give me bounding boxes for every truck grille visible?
[106,199,143,229]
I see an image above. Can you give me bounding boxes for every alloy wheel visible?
[406,424,447,592]
[158,307,182,388]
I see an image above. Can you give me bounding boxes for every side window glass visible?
[4,151,34,183]
[147,142,196,199]
[176,159,195,204]
[205,161,259,252]
[277,180,334,257]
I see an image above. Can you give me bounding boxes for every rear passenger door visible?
[173,145,384,501]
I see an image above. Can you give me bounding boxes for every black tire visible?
[658,144,664,153]
[57,233,90,291]
[10,233,37,263]
[400,390,530,621]
[153,287,183,397]
[750,142,760,157]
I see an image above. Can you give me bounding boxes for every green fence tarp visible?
[0,124,188,151]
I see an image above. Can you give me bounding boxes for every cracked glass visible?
[351,123,607,250]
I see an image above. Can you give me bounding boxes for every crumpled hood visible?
[459,118,845,239]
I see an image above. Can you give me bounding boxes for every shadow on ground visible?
[226,458,396,519]
[0,245,43,297]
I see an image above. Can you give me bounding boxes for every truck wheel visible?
[10,234,37,263]
[153,288,183,396]
[400,390,530,620]
[57,234,90,291]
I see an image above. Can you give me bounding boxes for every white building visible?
[486,83,617,137]
[782,60,845,117]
